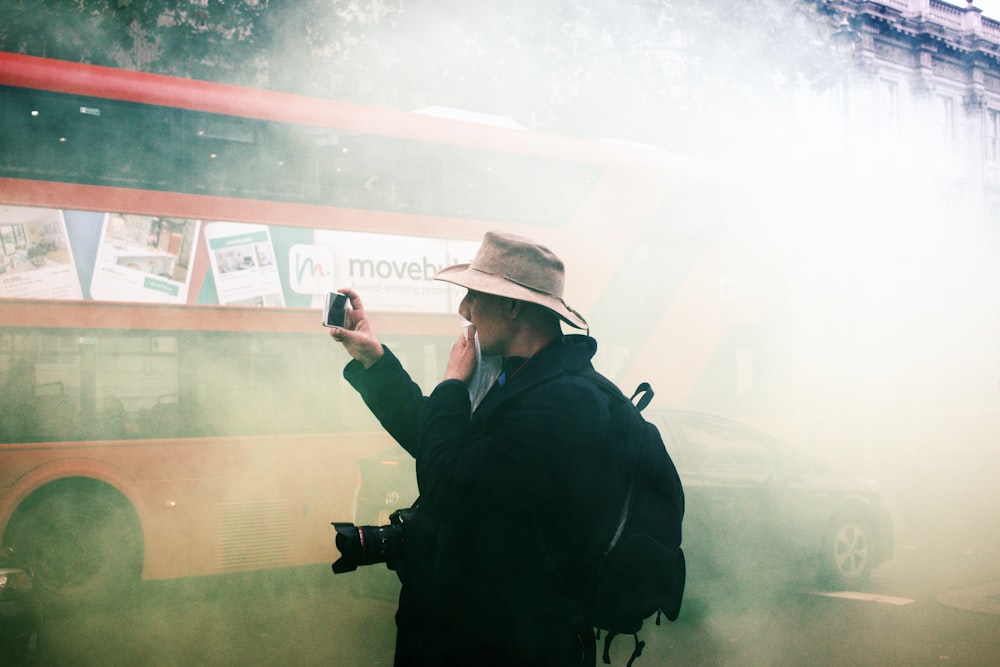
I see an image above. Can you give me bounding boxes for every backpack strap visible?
[601,631,615,664]
[626,634,646,667]
[587,376,652,556]
[629,382,654,412]
[601,632,646,666]
[605,474,634,554]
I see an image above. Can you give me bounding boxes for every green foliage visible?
[0,0,848,147]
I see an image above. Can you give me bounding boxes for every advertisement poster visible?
[1,203,478,317]
[204,221,285,307]
[90,213,201,304]
[299,229,479,315]
[0,205,84,300]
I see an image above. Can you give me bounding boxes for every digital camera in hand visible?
[322,291,347,328]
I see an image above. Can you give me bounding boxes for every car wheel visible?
[4,479,143,600]
[819,513,873,590]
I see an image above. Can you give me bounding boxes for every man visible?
[330,231,624,667]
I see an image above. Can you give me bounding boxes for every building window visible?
[989,200,1000,257]
[935,94,955,154]
[875,78,900,149]
[987,110,1000,164]
[877,78,900,130]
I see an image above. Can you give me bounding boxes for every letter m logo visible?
[289,244,336,295]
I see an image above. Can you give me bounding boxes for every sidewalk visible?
[938,581,1000,616]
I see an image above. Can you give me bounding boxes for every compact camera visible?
[322,291,348,328]
[331,507,415,574]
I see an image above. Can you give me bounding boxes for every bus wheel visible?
[4,478,143,600]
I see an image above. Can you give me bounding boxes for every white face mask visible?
[463,321,502,411]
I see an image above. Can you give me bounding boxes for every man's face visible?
[458,290,512,357]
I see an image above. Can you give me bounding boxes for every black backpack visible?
[580,374,686,666]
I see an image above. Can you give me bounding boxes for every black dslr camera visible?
[331,507,415,574]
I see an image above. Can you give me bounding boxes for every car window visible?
[671,416,778,474]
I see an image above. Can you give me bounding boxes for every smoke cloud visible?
[2,2,998,665]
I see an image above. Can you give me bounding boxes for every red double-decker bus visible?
[0,52,786,598]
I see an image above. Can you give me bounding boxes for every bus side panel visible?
[0,432,396,581]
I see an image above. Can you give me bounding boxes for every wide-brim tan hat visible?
[434,230,588,329]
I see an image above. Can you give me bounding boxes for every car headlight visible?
[0,567,33,599]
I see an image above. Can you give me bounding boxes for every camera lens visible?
[331,521,406,573]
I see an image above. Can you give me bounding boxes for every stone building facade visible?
[817,0,1000,256]
[764,1,1000,446]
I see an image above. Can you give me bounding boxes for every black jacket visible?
[345,334,624,667]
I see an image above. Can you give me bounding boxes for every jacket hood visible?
[554,334,598,373]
